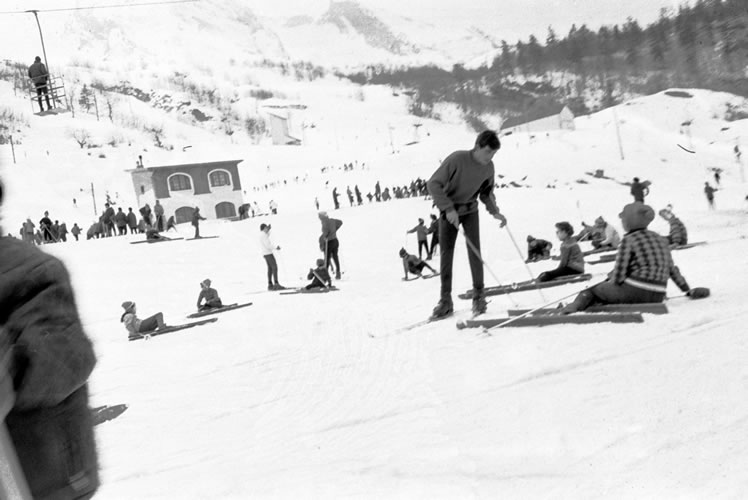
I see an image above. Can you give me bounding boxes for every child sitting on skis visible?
[121,301,167,339]
[399,247,437,280]
[537,222,585,282]
[306,258,332,290]
[561,202,708,313]
[196,279,223,311]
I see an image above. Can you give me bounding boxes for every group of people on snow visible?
[421,130,707,321]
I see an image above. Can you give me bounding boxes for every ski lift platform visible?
[27,74,69,116]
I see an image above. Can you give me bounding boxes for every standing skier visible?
[259,223,284,290]
[406,218,430,260]
[191,206,206,238]
[630,177,649,202]
[427,213,439,260]
[704,182,717,209]
[427,130,507,319]
[318,211,343,279]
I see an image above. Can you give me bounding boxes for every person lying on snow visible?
[537,222,584,283]
[121,301,168,338]
[196,279,222,311]
[399,248,437,280]
[561,202,709,314]
[306,259,332,290]
[145,226,170,241]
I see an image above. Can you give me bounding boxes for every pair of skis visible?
[129,302,254,341]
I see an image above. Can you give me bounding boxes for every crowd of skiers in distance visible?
[12,199,212,245]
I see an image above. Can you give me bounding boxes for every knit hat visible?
[658,208,672,220]
[316,258,325,266]
[201,279,211,287]
[121,301,135,312]
[555,221,574,236]
[398,247,407,258]
[260,223,270,231]
[620,202,654,231]
[526,235,534,242]
[594,216,605,225]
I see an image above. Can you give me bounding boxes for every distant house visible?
[127,160,244,223]
[501,102,575,135]
[262,99,306,145]
[267,111,302,146]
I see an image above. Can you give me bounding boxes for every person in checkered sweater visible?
[562,202,707,313]
[658,208,688,246]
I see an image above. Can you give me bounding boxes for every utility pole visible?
[90,182,97,216]
[612,107,624,161]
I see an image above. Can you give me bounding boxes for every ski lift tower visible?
[25,10,69,116]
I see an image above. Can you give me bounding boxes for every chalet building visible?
[501,102,575,136]
[127,159,244,224]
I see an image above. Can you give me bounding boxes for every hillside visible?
[2,84,748,497]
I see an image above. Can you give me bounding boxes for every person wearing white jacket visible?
[259,223,284,290]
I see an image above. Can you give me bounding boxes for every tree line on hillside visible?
[346,0,748,125]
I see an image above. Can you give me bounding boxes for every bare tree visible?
[72,129,90,148]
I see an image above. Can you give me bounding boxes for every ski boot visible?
[472,289,487,317]
[430,296,454,321]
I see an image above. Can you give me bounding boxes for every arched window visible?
[215,202,236,219]
[175,206,195,224]
[209,170,231,187]
[169,174,192,192]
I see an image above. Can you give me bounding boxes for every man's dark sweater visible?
[427,150,499,216]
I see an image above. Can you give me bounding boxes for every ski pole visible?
[485,279,604,332]
[311,270,331,290]
[459,226,518,307]
[504,224,547,302]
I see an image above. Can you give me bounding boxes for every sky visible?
[1,0,690,45]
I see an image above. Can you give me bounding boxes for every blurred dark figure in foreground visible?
[0,178,100,499]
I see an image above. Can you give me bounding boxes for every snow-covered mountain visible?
[0,0,498,71]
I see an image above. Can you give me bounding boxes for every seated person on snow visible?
[399,247,437,280]
[121,301,167,338]
[145,226,169,241]
[537,222,584,283]
[573,222,594,243]
[526,235,553,262]
[590,216,621,249]
[658,207,688,246]
[561,202,708,313]
[306,258,332,290]
[196,278,222,311]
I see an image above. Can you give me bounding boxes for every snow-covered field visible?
[2,82,748,498]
